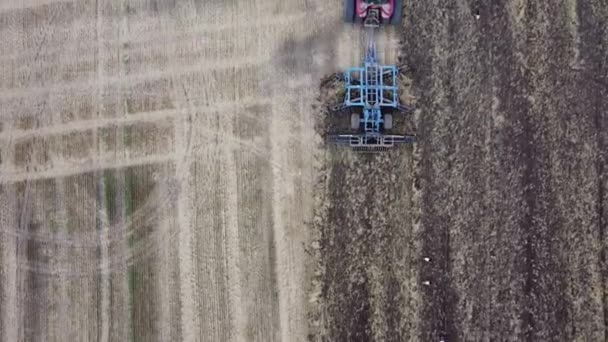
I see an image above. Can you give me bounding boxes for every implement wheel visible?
[351,113,360,130]
[384,114,393,130]
[344,0,355,23]
[390,0,403,25]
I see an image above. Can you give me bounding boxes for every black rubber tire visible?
[344,0,355,23]
[390,0,403,25]
[384,114,393,130]
[351,113,360,130]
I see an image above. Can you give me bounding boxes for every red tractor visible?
[344,0,403,26]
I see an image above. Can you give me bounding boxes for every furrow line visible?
[0,96,278,142]
[95,1,111,339]
[0,0,72,11]
[53,177,69,342]
[225,117,244,342]
[0,55,263,100]
[96,176,111,342]
[0,153,177,183]
[0,9,332,66]
[0,184,18,342]
[121,8,331,46]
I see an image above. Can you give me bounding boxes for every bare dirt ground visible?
[0,0,365,341]
[311,0,608,341]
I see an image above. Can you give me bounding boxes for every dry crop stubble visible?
[0,0,347,341]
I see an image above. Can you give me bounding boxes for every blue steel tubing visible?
[331,25,415,149]
[342,28,400,134]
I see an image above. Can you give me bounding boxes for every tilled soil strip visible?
[311,0,608,340]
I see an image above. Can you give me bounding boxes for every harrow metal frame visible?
[329,29,415,151]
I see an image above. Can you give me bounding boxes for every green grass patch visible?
[123,165,158,342]
[123,166,155,342]
[124,125,133,148]
[125,167,137,342]
[49,216,59,234]
[128,264,136,342]
[103,170,117,224]
[125,168,139,248]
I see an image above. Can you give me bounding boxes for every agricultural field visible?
[311,0,608,341]
[0,0,606,342]
[0,0,361,340]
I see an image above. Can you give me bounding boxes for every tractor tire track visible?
[52,177,71,342]
[191,110,238,342]
[0,183,19,342]
[15,181,46,342]
[96,175,111,342]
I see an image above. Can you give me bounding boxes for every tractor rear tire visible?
[390,0,403,25]
[351,113,360,130]
[384,114,393,130]
[344,0,355,23]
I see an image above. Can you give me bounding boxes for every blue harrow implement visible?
[329,29,415,152]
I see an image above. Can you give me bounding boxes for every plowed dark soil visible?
[311,0,607,341]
